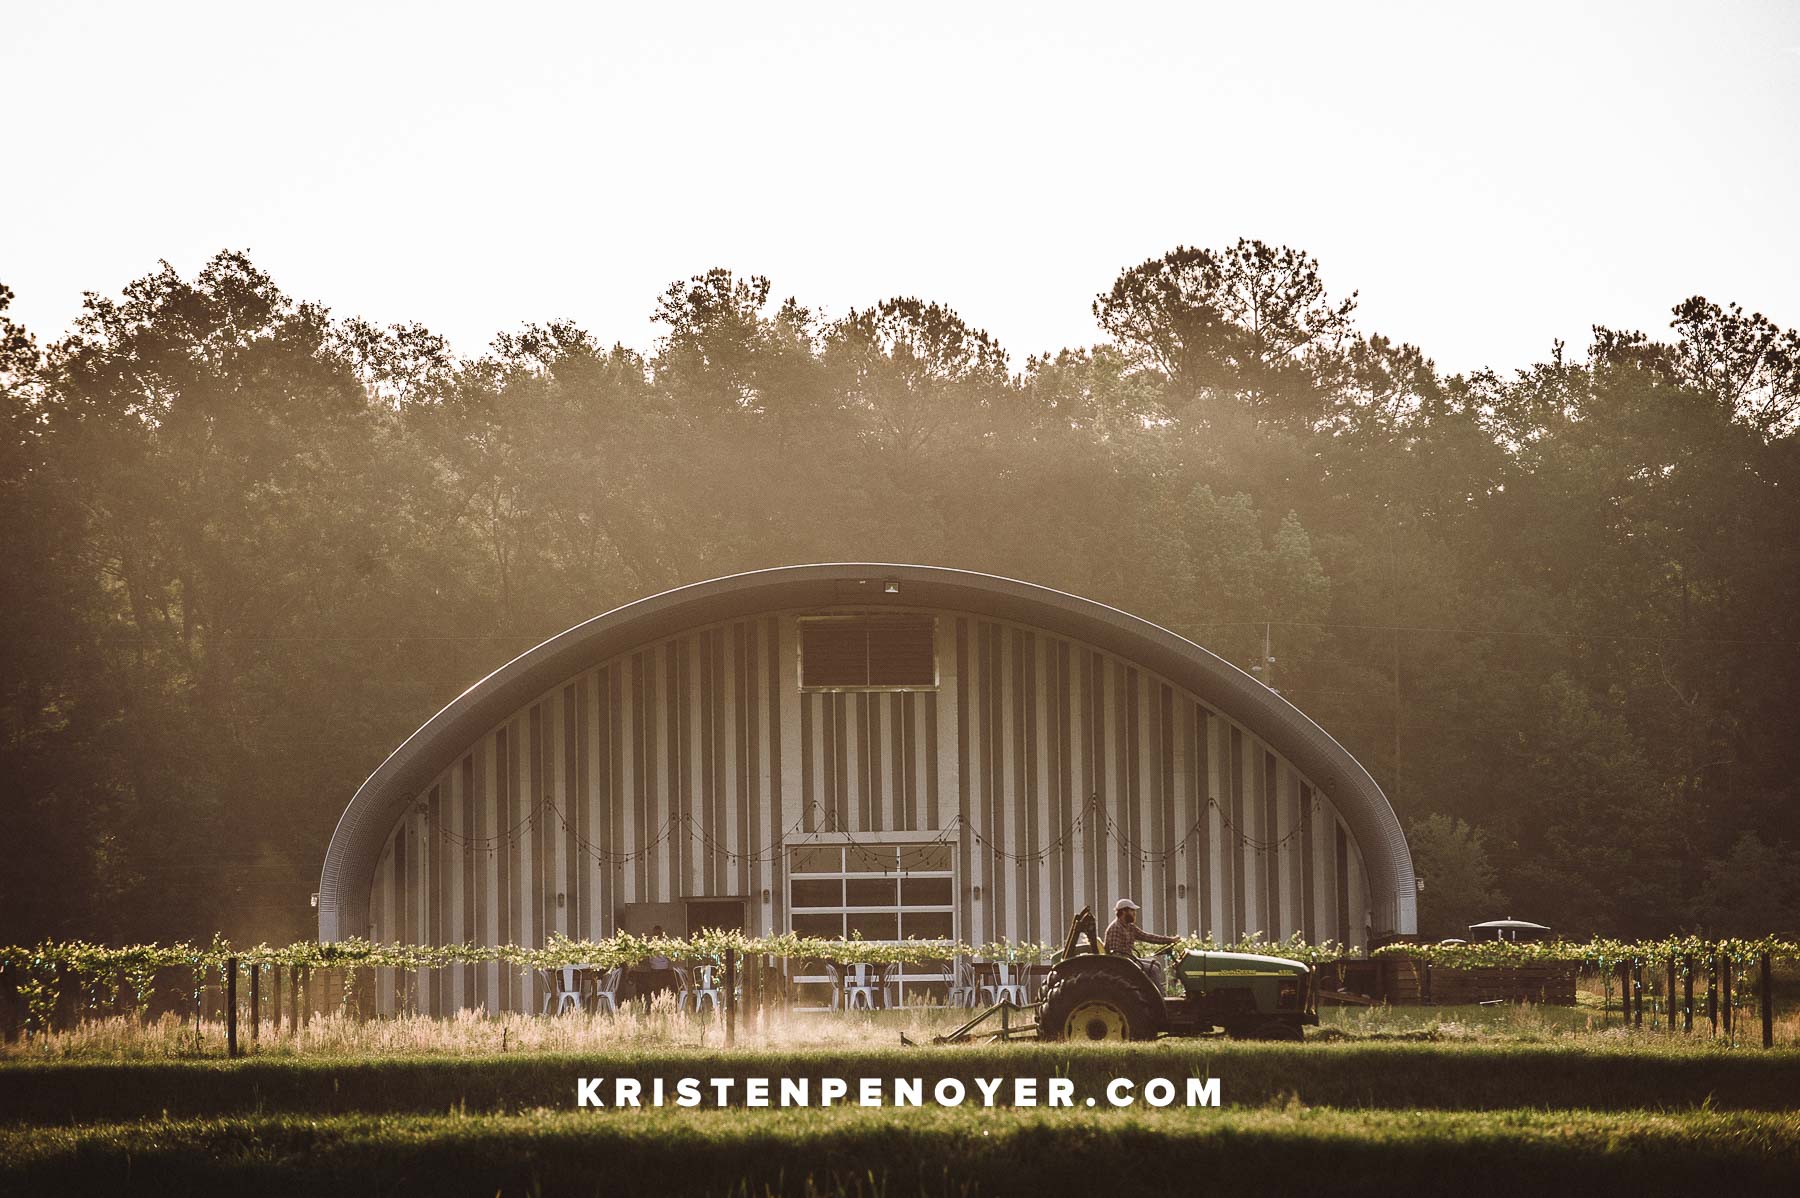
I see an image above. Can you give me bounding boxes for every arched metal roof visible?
[318,563,1416,942]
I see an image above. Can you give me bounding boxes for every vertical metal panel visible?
[1334,820,1350,947]
[773,615,795,935]
[1207,711,1224,940]
[573,677,589,941]
[1158,685,1177,929]
[557,687,574,941]
[925,689,941,832]
[1031,632,1052,942]
[1286,769,1303,940]
[1263,749,1279,939]
[884,692,898,832]
[701,630,715,896]
[1051,640,1065,928]
[734,621,752,904]
[898,694,914,832]
[476,735,491,1011]
[833,693,850,833]
[624,654,641,907]
[427,784,441,1015]
[529,702,544,989]
[1081,647,1100,926]
[1012,627,1031,942]
[1110,660,1128,908]
[374,837,390,1015]
[955,617,972,945]
[1182,702,1200,933]
[800,688,815,833]
[856,692,872,831]
[1228,726,1244,939]
[975,622,991,942]
[662,639,678,904]
[682,636,698,900]
[460,755,475,1002]
[698,630,710,894]
[605,664,622,938]
[401,820,415,1009]
[1299,782,1315,943]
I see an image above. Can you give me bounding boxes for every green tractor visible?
[1035,906,1318,1042]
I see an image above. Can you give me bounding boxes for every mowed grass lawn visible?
[5,1019,1800,1195]
[6,1107,1800,1196]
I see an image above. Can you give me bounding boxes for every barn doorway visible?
[686,898,748,934]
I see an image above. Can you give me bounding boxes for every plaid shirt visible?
[1104,916,1175,956]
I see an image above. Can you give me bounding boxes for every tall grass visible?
[7,993,1797,1062]
[1,998,974,1061]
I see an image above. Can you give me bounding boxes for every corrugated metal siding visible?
[367,609,1372,1016]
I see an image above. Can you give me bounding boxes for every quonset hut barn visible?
[319,564,1417,1014]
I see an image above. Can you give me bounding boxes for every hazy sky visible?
[4,1,1797,376]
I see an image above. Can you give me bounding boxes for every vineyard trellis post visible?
[250,962,259,1045]
[226,957,239,1058]
[1682,956,1693,1034]
[1760,952,1773,1050]
[1713,949,1728,1036]
[1722,953,1733,1041]
[1708,954,1719,1034]
[1633,960,1643,1030]
[724,947,737,1047]
[1665,957,1675,1034]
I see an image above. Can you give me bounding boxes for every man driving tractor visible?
[1103,898,1178,990]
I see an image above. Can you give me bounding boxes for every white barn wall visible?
[361,606,1377,1016]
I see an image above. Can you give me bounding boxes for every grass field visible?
[5,1005,1799,1195]
[6,1107,1799,1196]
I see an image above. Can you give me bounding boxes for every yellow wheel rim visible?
[1065,999,1127,1041]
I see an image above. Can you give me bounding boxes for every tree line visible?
[2,241,1798,947]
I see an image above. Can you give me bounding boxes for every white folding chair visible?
[688,964,724,1013]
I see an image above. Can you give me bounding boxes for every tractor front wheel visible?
[1038,970,1155,1042]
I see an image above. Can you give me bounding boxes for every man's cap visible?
[1114,898,1140,913]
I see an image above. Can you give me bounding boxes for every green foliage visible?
[1408,815,1506,941]
[1696,834,1800,938]
[3,246,1798,953]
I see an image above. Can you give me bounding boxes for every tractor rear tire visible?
[1039,970,1156,1042]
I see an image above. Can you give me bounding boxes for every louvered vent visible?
[801,615,936,689]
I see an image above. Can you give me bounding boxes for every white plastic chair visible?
[688,964,724,1013]
[543,966,585,1015]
